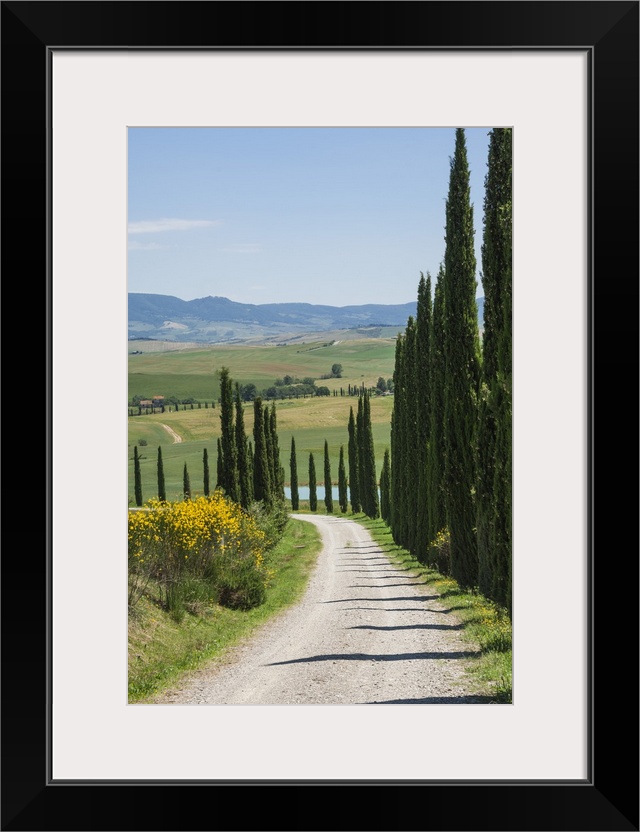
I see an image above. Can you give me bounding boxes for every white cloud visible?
[221,243,262,254]
[128,218,220,235]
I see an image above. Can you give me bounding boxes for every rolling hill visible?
[128,293,484,344]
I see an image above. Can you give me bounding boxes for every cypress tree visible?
[477,127,513,611]
[415,273,433,562]
[252,397,271,504]
[216,437,224,490]
[362,391,379,519]
[235,385,251,509]
[347,407,361,513]
[380,448,391,524]
[443,128,481,590]
[390,331,405,540]
[323,440,333,513]
[203,448,210,497]
[246,440,254,501]
[269,401,285,503]
[157,446,166,502]
[183,462,191,500]
[426,267,447,555]
[133,445,143,507]
[290,437,299,511]
[264,404,275,498]
[364,392,380,520]
[338,445,348,514]
[356,395,366,513]
[308,453,317,511]
[400,316,417,549]
[218,367,239,501]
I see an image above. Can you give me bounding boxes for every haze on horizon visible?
[128,127,491,307]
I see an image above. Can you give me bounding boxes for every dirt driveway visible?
[160,423,182,443]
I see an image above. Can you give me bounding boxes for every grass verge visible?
[128,516,322,703]
[350,513,513,703]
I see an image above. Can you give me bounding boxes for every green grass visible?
[128,516,322,702]
[350,514,513,703]
[128,338,397,403]
[128,396,394,505]
[128,339,397,504]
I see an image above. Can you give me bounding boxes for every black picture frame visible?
[2,2,638,830]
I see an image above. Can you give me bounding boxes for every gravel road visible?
[150,514,496,705]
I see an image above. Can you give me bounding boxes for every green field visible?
[128,394,394,504]
[128,337,398,505]
[128,338,397,403]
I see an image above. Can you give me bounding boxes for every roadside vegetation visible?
[128,511,321,702]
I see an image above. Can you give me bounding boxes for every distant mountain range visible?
[128,293,485,345]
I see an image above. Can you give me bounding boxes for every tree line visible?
[387,127,512,614]
[285,390,379,519]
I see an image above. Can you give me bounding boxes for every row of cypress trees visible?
[216,367,285,509]
[345,391,380,518]
[388,127,512,614]
[288,438,348,515]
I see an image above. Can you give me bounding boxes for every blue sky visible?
[128,127,491,306]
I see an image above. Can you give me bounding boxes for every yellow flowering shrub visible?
[128,491,269,613]
[428,527,451,575]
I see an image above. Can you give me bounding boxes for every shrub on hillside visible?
[128,493,269,616]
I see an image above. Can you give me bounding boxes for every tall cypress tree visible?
[362,391,379,519]
[290,436,299,511]
[380,448,391,524]
[426,267,447,555]
[218,367,239,501]
[323,440,333,513]
[356,395,366,513]
[477,127,512,611]
[246,440,254,502]
[157,446,166,502]
[400,316,417,549]
[203,448,210,497]
[308,453,317,511]
[264,404,275,500]
[347,407,361,513]
[235,385,251,509]
[133,445,143,507]
[216,437,224,490]
[269,401,285,503]
[338,445,348,514]
[183,462,191,500]
[443,128,481,590]
[415,273,433,562]
[390,331,405,540]
[253,397,271,504]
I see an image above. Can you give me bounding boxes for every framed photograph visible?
[3,2,637,830]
